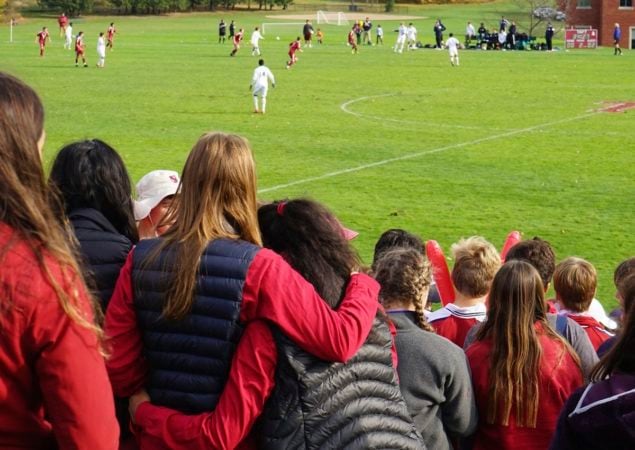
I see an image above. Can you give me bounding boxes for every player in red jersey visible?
[75,31,88,67]
[348,26,358,54]
[106,23,116,50]
[58,13,68,37]
[230,28,243,56]
[286,37,302,69]
[35,27,51,57]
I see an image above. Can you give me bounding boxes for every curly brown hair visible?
[374,247,433,332]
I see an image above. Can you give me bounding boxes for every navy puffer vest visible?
[257,317,426,449]
[132,238,259,414]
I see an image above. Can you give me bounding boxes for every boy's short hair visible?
[505,237,556,288]
[372,229,424,270]
[553,257,597,312]
[451,236,501,298]
[614,257,635,296]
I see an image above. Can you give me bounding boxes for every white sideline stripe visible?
[258,111,597,195]
[340,94,514,131]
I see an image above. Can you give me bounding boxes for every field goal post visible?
[316,11,349,26]
[261,22,306,36]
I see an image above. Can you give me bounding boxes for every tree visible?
[515,0,565,36]
[38,0,94,16]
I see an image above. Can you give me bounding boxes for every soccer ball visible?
[276,36,280,40]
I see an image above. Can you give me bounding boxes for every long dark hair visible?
[0,71,100,338]
[258,199,360,308]
[49,139,138,243]
[591,273,635,380]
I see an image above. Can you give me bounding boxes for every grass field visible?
[1,2,633,308]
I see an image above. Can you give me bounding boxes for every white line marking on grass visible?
[258,111,598,195]
[340,94,517,132]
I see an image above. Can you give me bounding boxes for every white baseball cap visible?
[133,170,180,221]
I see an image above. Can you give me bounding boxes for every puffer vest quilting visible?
[257,317,426,449]
[132,238,259,414]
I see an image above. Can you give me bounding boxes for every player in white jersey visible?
[393,23,407,53]
[250,27,264,56]
[406,23,417,50]
[445,32,460,66]
[96,32,106,67]
[250,59,275,114]
[64,22,73,50]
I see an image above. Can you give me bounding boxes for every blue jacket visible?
[132,238,259,414]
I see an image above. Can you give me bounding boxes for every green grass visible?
[1,4,633,309]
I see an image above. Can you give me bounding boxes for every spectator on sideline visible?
[376,24,383,45]
[0,71,119,449]
[465,238,599,380]
[375,247,478,450]
[433,19,446,49]
[551,273,635,449]
[545,22,555,51]
[218,19,226,43]
[554,257,614,351]
[465,21,476,46]
[49,139,138,311]
[105,132,380,448]
[466,260,583,450]
[372,228,441,306]
[428,236,501,347]
[134,170,180,240]
[598,257,635,356]
[124,199,423,449]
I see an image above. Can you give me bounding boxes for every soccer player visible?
[445,32,460,66]
[250,59,275,114]
[35,27,51,57]
[64,22,73,50]
[96,32,106,68]
[75,31,87,67]
[348,26,358,54]
[406,22,417,50]
[316,28,324,44]
[57,13,68,37]
[218,19,226,43]
[303,19,314,47]
[230,28,243,57]
[286,36,301,68]
[106,23,116,50]
[393,22,406,53]
[250,26,263,56]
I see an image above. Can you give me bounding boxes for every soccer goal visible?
[316,11,349,26]
[261,22,306,36]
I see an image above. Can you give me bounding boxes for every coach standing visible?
[545,22,554,51]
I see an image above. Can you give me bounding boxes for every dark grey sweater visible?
[389,311,478,450]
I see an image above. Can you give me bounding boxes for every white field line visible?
[339,94,518,131]
[258,110,598,195]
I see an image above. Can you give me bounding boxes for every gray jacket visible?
[389,311,478,450]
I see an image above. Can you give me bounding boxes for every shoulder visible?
[428,306,452,323]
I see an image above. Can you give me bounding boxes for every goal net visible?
[261,22,306,36]
[316,11,349,26]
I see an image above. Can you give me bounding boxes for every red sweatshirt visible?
[105,247,380,448]
[466,323,583,450]
[0,223,119,449]
[564,314,614,351]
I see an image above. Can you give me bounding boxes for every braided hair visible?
[374,247,433,332]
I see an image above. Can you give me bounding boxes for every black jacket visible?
[69,208,132,310]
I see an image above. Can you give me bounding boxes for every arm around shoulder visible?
[241,249,379,362]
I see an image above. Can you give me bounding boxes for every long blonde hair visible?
[0,71,101,338]
[151,132,262,320]
[476,260,580,427]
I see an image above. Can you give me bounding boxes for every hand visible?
[129,389,151,423]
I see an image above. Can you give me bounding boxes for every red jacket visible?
[105,247,380,449]
[466,323,583,450]
[0,223,119,449]
[564,314,613,351]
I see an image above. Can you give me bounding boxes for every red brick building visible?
[560,0,635,48]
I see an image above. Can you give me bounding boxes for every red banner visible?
[565,28,598,49]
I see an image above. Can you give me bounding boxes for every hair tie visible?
[276,202,286,216]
